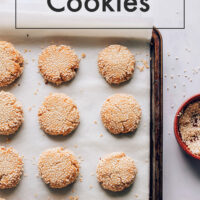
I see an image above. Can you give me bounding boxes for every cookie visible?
[98,45,135,84]
[101,94,141,134]
[0,91,24,135]
[38,147,79,189]
[0,41,24,87]
[0,146,24,189]
[38,45,79,85]
[38,93,80,136]
[96,152,137,192]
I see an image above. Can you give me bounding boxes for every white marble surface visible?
[162,0,200,199]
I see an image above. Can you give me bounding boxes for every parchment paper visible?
[0,32,151,200]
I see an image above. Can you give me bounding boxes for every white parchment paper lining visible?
[0,4,152,200]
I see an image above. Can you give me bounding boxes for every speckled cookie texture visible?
[0,146,24,189]
[0,41,24,87]
[96,152,137,192]
[101,94,142,135]
[0,91,24,135]
[38,93,80,136]
[38,147,79,189]
[38,45,79,85]
[98,45,135,84]
[179,101,200,155]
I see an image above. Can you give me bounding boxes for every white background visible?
[162,1,200,200]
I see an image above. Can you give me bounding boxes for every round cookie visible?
[0,146,24,189]
[38,147,79,189]
[101,94,142,135]
[98,45,135,84]
[38,93,80,136]
[96,152,137,192]
[38,45,79,85]
[0,91,24,135]
[0,41,24,87]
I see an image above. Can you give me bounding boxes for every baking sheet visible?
[0,34,150,200]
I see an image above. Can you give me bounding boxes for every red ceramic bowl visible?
[174,94,200,160]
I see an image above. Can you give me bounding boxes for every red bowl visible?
[174,94,200,160]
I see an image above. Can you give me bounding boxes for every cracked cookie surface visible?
[98,45,135,84]
[101,94,142,135]
[38,45,79,85]
[96,152,137,192]
[38,93,80,136]
[0,146,23,189]
[38,147,79,188]
[0,91,24,135]
[0,41,24,87]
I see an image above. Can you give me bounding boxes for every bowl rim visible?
[174,94,200,160]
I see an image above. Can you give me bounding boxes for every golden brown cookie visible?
[0,146,24,189]
[98,45,135,84]
[38,45,79,85]
[0,91,23,135]
[38,147,79,188]
[0,41,24,87]
[96,152,137,192]
[38,93,80,136]
[101,94,141,134]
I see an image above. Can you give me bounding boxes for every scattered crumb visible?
[28,107,32,111]
[18,83,20,86]
[142,60,149,69]
[89,185,93,189]
[167,52,170,56]
[34,194,38,198]
[24,49,28,53]
[69,196,79,200]
[137,66,144,72]
[81,53,86,58]
[174,84,176,88]
[74,144,78,148]
[175,57,179,60]
[94,120,97,124]
[91,173,95,176]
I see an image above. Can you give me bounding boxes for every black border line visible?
[15,0,185,29]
